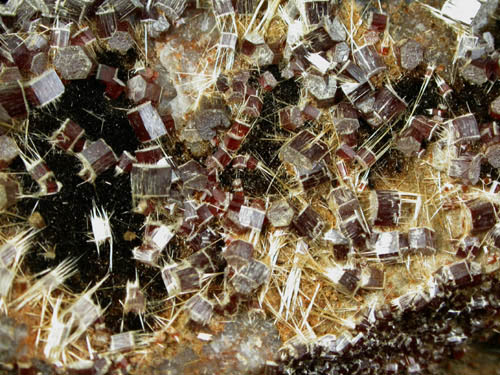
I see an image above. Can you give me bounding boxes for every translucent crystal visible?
[232,259,269,294]
[258,71,278,91]
[50,119,86,152]
[30,52,48,75]
[124,280,146,314]
[361,266,384,289]
[279,106,304,131]
[224,240,253,269]
[399,39,424,70]
[370,190,401,226]
[332,42,350,63]
[194,109,230,140]
[461,61,489,85]
[131,164,172,198]
[293,205,324,240]
[324,15,346,41]
[96,5,117,39]
[331,102,359,135]
[451,114,480,144]
[186,295,213,325]
[24,69,65,107]
[408,227,436,255]
[0,135,18,168]
[110,332,135,352]
[267,200,294,227]
[489,95,500,119]
[372,231,401,262]
[239,205,266,231]
[448,154,482,185]
[127,75,162,104]
[127,102,167,143]
[303,73,337,103]
[108,31,135,54]
[0,176,19,211]
[250,43,274,67]
[353,45,385,78]
[146,15,170,38]
[77,139,118,182]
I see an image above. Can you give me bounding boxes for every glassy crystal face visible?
[53,46,93,80]
[2,0,500,374]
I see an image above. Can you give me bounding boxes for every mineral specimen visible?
[1,1,500,375]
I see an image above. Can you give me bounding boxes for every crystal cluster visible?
[0,0,500,374]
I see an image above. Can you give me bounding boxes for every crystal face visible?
[1,0,500,374]
[53,46,93,80]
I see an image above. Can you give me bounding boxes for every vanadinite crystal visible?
[1,0,500,374]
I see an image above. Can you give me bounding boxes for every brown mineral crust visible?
[388,1,457,81]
